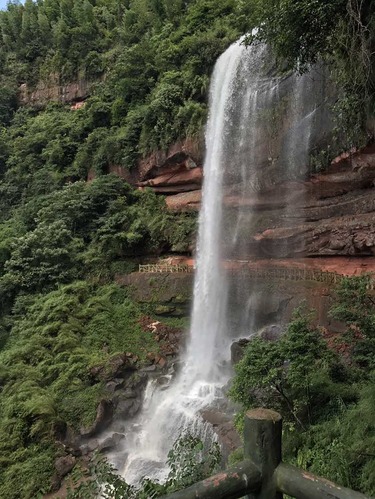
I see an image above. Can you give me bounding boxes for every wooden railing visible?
[228,266,375,289]
[138,263,374,289]
[139,264,193,273]
[161,409,373,499]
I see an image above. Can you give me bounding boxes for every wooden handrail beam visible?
[159,460,261,499]
[161,409,374,499]
[275,463,370,499]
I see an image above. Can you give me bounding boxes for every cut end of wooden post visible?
[246,408,282,422]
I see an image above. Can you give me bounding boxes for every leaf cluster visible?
[245,0,375,149]
[67,433,221,498]
[230,310,351,430]
[0,281,158,498]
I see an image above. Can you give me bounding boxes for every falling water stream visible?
[115,38,333,484]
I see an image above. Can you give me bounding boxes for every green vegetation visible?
[246,0,375,154]
[0,0,247,175]
[0,0,373,496]
[0,171,196,496]
[230,276,375,496]
[0,281,159,498]
[67,434,220,498]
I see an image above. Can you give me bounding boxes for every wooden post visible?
[244,408,283,499]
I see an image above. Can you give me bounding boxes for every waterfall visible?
[118,40,247,485]
[115,38,332,484]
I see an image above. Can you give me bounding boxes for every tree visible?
[230,310,351,430]
[67,434,220,498]
[244,0,375,148]
[2,220,83,293]
[330,275,375,370]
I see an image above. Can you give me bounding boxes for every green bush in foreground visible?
[230,276,375,496]
[67,434,221,499]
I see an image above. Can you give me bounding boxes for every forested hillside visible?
[0,0,374,497]
[0,1,246,496]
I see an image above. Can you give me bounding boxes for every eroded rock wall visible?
[19,77,93,107]
[121,139,375,258]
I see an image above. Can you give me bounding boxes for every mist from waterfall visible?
[114,38,332,484]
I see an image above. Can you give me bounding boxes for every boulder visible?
[50,455,76,491]
[112,373,148,420]
[230,338,251,364]
[54,455,76,479]
[90,353,137,382]
[200,410,242,464]
[98,433,125,453]
[257,324,285,342]
[231,325,285,364]
[80,400,114,437]
[80,439,99,455]
[105,378,125,393]
[114,396,141,419]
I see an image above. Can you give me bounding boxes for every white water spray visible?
[120,40,248,484]
[116,38,332,483]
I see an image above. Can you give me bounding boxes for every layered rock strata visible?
[124,140,375,257]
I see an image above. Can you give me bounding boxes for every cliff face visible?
[24,76,374,260]
[250,146,375,258]
[123,139,375,258]
[19,77,93,107]
[91,137,205,210]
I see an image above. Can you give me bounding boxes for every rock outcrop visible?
[88,137,204,193]
[218,145,375,259]
[106,136,375,258]
[255,215,375,257]
[200,409,242,463]
[19,76,93,107]
[137,137,203,183]
[138,164,202,194]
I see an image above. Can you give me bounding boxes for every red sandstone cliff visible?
[120,140,375,259]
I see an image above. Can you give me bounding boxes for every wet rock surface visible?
[231,325,285,364]
[118,141,375,259]
[80,400,114,438]
[98,433,125,453]
[56,331,182,466]
[200,409,242,463]
[51,455,76,491]
[231,338,251,364]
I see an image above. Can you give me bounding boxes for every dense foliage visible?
[0,0,248,174]
[0,0,374,176]
[0,0,374,496]
[0,281,160,498]
[230,276,375,496]
[246,0,375,149]
[0,165,199,495]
